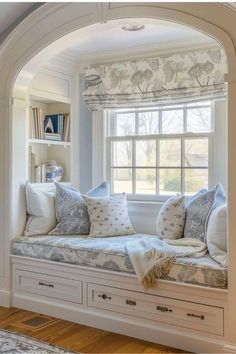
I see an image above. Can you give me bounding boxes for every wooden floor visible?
[0,307,187,353]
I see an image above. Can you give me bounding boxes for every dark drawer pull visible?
[98,293,112,300]
[126,299,136,306]
[187,313,205,320]
[156,305,172,313]
[38,282,54,288]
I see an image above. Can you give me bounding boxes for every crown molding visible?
[66,39,219,71]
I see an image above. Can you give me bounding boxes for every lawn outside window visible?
[106,100,214,201]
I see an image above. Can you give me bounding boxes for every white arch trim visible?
[0,2,236,351]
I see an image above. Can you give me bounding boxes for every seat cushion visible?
[11,234,227,289]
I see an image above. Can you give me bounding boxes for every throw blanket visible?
[126,237,207,289]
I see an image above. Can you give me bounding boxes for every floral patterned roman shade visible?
[83,48,227,111]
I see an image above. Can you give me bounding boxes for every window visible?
[106,101,214,200]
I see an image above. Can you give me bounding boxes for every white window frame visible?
[92,98,227,203]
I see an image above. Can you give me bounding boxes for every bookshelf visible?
[28,98,72,183]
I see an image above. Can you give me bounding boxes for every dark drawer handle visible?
[126,299,136,306]
[156,306,172,313]
[187,313,205,320]
[38,282,54,288]
[98,293,111,300]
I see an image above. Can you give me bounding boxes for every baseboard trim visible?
[0,289,11,307]
[13,293,226,353]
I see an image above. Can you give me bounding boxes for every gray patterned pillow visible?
[84,194,135,237]
[184,183,226,242]
[156,195,186,239]
[50,181,110,235]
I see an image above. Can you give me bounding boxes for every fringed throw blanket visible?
[126,237,207,289]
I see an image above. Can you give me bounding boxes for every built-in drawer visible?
[14,269,83,304]
[88,283,223,336]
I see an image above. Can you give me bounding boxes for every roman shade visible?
[83,48,227,111]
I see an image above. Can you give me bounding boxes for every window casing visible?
[106,100,215,201]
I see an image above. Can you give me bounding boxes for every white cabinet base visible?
[11,255,228,353]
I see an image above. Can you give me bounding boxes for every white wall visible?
[79,75,93,193]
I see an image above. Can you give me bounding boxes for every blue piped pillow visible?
[184,183,226,242]
[50,181,110,235]
[86,181,110,197]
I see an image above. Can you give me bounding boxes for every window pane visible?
[187,101,210,107]
[159,169,181,195]
[159,139,181,167]
[184,169,208,195]
[138,111,159,135]
[162,110,183,134]
[136,140,156,167]
[112,168,132,194]
[112,141,132,166]
[187,107,211,132]
[184,139,208,167]
[116,113,135,136]
[136,169,156,195]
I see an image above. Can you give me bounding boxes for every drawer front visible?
[15,269,82,304]
[88,283,223,336]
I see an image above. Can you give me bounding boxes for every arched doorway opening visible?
[1,3,236,350]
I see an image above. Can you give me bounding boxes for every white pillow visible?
[156,195,186,240]
[24,183,56,236]
[207,204,227,267]
[84,194,135,237]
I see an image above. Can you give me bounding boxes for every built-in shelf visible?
[29,139,71,147]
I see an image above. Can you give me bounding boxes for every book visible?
[35,165,42,183]
[44,133,62,141]
[44,114,64,140]
[28,146,36,182]
[29,107,45,139]
[41,163,46,183]
[29,109,70,142]
[63,113,70,142]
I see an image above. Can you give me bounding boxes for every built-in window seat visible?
[11,234,227,289]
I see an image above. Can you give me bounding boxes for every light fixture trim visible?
[121,24,145,32]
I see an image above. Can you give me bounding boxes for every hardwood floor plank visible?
[0,307,187,353]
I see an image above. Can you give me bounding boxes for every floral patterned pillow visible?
[84,194,135,237]
[156,195,186,240]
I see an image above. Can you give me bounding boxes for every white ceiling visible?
[0,3,37,36]
[63,18,217,62]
